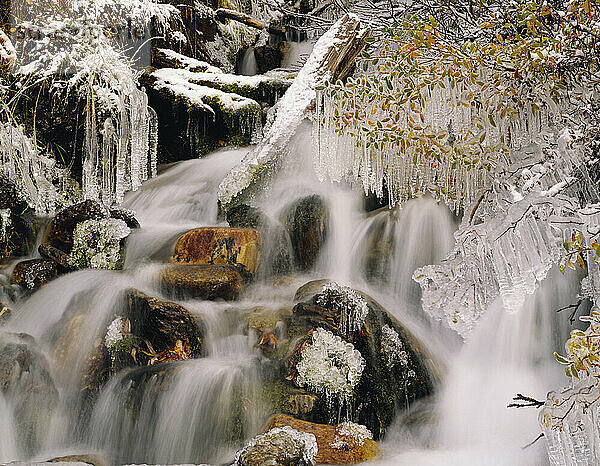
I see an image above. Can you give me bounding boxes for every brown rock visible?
[127,289,204,354]
[161,264,244,301]
[263,415,381,464]
[285,394,317,416]
[38,243,74,270]
[11,258,58,290]
[171,227,261,274]
[43,200,106,253]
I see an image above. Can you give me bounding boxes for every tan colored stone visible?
[161,264,244,301]
[263,415,381,464]
[172,227,261,274]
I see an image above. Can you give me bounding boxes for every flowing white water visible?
[240,47,258,76]
[0,123,583,465]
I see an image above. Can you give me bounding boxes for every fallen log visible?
[215,8,286,36]
[217,13,369,210]
[0,30,16,72]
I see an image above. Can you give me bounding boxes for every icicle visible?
[0,209,10,242]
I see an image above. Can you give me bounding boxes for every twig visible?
[522,432,544,449]
[556,299,583,325]
[508,393,545,409]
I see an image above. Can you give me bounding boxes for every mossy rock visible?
[161,264,244,301]
[11,258,59,291]
[273,280,438,439]
[282,195,329,271]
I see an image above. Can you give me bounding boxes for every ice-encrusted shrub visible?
[331,422,372,450]
[381,324,409,369]
[296,328,366,401]
[315,282,369,335]
[69,218,130,270]
[234,425,318,466]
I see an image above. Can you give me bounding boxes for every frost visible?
[234,425,318,466]
[0,209,10,242]
[331,422,372,450]
[315,282,369,336]
[69,218,130,270]
[105,316,125,348]
[296,328,366,402]
[380,324,409,369]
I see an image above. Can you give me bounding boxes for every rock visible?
[227,204,266,230]
[38,243,74,270]
[254,44,284,74]
[11,259,59,290]
[0,333,58,455]
[245,306,293,335]
[43,200,107,253]
[0,302,12,325]
[263,415,381,464]
[46,454,107,465]
[127,289,204,355]
[286,393,318,416]
[282,195,328,271]
[161,264,244,301]
[282,280,438,438]
[109,208,141,229]
[234,424,318,466]
[172,227,261,275]
[0,178,39,261]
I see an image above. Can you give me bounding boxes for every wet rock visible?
[161,264,244,301]
[38,242,74,270]
[227,204,293,277]
[281,280,438,438]
[43,200,107,253]
[285,393,318,416]
[0,333,58,455]
[109,208,141,229]
[0,178,40,260]
[127,289,204,355]
[282,195,328,271]
[263,415,381,464]
[46,454,107,465]
[245,305,293,335]
[254,43,284,74]
[172,227,262,275]
[11,258,59,291]
[234,424,318,466]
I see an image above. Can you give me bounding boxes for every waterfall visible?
[240,48,258,76]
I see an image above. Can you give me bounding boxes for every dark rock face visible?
[38,243,73,270]
[109,208,141,229]
[282,195,329,271]
[254,44,284,74]
[269,280,437,439]
[11,258,59,291]
[0,333,58,455]
[43,200,107,253]
[161,264,244,301]
[127,289,204,355]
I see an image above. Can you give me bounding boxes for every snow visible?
[156,48,223,73]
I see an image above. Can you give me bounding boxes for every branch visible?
[508,393,545,409]
[214,8,286,36]
[556,299,583,325]
[522,432,544,449]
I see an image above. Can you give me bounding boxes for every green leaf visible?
[488,114,496,127]
[554,352,569,364]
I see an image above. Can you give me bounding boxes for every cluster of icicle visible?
[296,328,366,402]
[13,0,170,208]
[413,128,594,337]
[313,70,561,213]
[315,282,369,336]
[539,205,600,466]
[0,121,61,215]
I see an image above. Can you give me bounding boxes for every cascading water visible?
[240,48,258,76]
[0,122,583,465]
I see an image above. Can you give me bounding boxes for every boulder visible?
[109,208,141,229]
[127,289,204,355]
[11,258,59,291]
[254,44,284,74]
[172,227,261,275]
[263,415,381,464]
[282,195,328,271]
[38,243,74,270]
[161,264,244,301]
[234,424,318,466]
[0,333,58,455]
[42,200,107,253]
[278,280,438,438]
